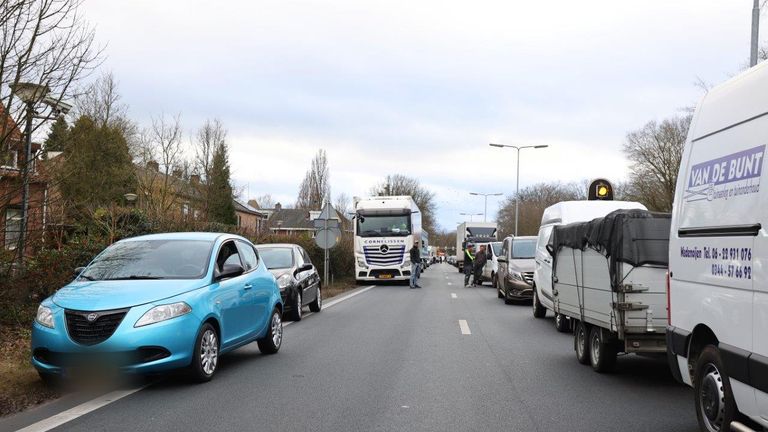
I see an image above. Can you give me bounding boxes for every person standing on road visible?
[473,245,488,287]
[463,244,475,287]
[409,241,422,289]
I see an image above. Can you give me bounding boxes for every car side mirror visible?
[497,257,507,263]
[297,263,313,273]
[546,244,555,257]
[74,267,85,278]
[217,263,244,280]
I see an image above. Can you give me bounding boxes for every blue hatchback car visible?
[31,232,284,382]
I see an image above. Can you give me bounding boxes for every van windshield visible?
[491,242,502,256]
[512,239,537,259]
[357,214,411,237]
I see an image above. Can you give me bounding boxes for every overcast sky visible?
[84,0,761,230]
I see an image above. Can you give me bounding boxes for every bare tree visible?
[370,174,438,234]
[193,118,227,218]
[0,0,102,145]
[623,114,691,212]
[496,182,583,237]
[296,149,330,209]
[137,114,187,219]
[251,193,275,209]
[334,192,351,217]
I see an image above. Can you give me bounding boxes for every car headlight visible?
[36,305,54,328]
[276,274,293,290]
[135,302,192,327]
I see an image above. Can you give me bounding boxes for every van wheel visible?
[496,277,503,298]
[694,345,737,432]
[589,327,617,373]
[555,313,570,332]
[574,321,590,365]
[532,290,546,318]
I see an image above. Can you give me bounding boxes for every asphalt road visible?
[4,263,699,432]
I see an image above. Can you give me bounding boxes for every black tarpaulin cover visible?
[550,209,671,290]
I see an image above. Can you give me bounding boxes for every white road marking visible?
[18,285,378,431]
[447,282,452,286]
[459,319,471,335]
[16,386,147,432]
[451,293,457,299]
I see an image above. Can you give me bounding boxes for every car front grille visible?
[363,245,406,266]
[522,272,534,285]
[65,308,128,346]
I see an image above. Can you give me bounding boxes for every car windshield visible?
[356,214,411,237]
[512,239,537,259]
[491,242,502,256]
[258,247,294,269]
[79,240,213,281]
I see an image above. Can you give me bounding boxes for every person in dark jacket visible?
[409,241,421,289]
[463,244,475,287]
[473,245,488,286]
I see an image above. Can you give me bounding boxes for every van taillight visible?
[666,271,671,323]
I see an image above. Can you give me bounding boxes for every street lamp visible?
[469,192,502,222]
[9,82,71,264]
[460,212,483,222]
[489,143,549,235]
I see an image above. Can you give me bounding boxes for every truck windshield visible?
[357,214,411,237]
[467,227,496,237]
[512,239,537,259]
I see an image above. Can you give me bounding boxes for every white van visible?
[532,200,647,331]
[667,61,768,432]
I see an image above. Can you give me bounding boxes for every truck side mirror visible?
[546,244,555,257]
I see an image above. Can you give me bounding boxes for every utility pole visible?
[18,101,33,264]
[752,0,760,67]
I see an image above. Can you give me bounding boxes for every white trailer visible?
[550,209,671,372]
[353,196,422,283]
[456,221,497,272]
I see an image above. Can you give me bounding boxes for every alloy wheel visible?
[295,292,302,319]
[271,311,283,348]
[200,329,218,375]
[591,330,601,364]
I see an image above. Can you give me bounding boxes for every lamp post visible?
[469,192,502,222]
[489,143,549,236]
[9,83,70,265]
[460,212,483,222]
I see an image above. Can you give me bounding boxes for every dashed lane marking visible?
[459,319,471,335]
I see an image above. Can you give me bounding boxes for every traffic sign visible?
[315,228,339,249]
[313,218,339,230]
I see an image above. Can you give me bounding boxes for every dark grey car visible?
[255,244,322,321]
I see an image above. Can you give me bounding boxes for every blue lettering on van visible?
[688,145,765,188]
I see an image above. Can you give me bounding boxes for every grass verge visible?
[0,325,59,418]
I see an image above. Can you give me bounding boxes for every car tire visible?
[258,308,283,355]
[555,313,571,332]
[574,321,590,365]
[694,345,738,432]
[287,290,302,321]
[309,285,322,312]
[589,326,617,373]
[190,323,219,382]
[532,289,546,318]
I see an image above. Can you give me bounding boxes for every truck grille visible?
[65,308,128,346]
[363,245,406,266]
[522,272,534,285]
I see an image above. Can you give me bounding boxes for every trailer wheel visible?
[694,345,737,432]
[532,289,546,318]
[555,313,571,332]
[589,326,617,373]
[574,321,590,365]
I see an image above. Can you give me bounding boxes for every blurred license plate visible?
[377,274,393,279]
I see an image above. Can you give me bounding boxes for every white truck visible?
[456,221,497,272]
[353,196,422,284]
[550,209,671,372]
[667,58,768,432]
[533,200,648,331]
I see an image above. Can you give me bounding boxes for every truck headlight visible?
[402,259,411,267]
[135,302,192,327]
[357,257,367,268]
[35,305,55,329]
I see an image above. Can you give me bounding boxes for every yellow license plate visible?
[378,274,393,279]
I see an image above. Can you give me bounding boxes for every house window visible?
[0,150,18,169]
[5,208,21,250]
